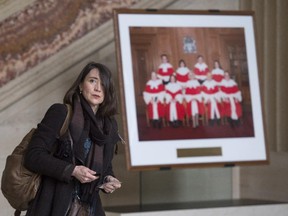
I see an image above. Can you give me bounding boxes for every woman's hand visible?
[101,175,121,193]
[72,165,99,183]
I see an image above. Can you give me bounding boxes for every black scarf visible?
[69,94,118,203]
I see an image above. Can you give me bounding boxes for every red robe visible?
[176,67,190,87]
[157,63,174,83]
[185,79,205,117]
[220,79,242,119]
[211,68,224,84]
[165,83,185,121]
[143,79,165,119]
[194,62,209,82]
[202,79,222,119]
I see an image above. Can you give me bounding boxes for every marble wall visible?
[0,0,136,87]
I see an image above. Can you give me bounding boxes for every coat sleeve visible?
[24,103,75,183]
[102,118,120,180]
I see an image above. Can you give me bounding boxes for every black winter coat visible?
[24,104,117,216]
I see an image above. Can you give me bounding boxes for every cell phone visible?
[94,173,101,177]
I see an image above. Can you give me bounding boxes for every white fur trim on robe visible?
[202,80,221,103]
[211,68,224,75]
[220,79,242,101]
[143,79,165,104]
[143,91,165,104]
[195,62,208,71]
[158,63,173,72]
[146,79,162,89]
[176,67,190,75]
[185,80,203,102]
[165,83,183,103]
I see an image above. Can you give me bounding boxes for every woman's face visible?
[197,56,203,63]
[224,72,230,80]
[79,68,105,112]
[161,55,168,63]
[214,61,219,68]
[180,61,185,67]
[151,72,157,80]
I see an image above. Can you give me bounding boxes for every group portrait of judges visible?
[143,54,243,129]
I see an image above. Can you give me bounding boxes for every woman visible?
[193,55,209,84]
[184,72,204,128]
[202,72,222,126]
[157,54,174,85]
[24,62,122,216]
[175,59,190,88]
[220,71,242,127]
[211,60,224,85]
[143,71,165,128]
[165,75,185,127]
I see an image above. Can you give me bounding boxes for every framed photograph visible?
[113,9,268,170]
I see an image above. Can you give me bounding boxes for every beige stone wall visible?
[240,152,288,202]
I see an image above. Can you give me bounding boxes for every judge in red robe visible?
[220,72,242,126]
[211,60,224,85]
[194,55,209,84]
[143,71,165,128]
[176,59,190,88]
[202,72,222,125]
[165,75,185,127]
[184,72,204,128]
[157,54,174,85]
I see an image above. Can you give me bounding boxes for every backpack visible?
[1,104,72,215]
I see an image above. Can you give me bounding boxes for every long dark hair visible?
[63,62,118,117]
[214,60,223,69]
[178,59,186,67]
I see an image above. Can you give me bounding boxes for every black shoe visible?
[152,120,157,128]
[158,120,162,129]
[209,119,214,126]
